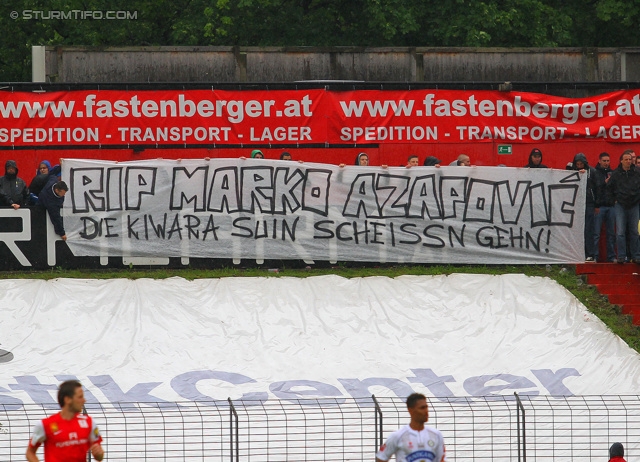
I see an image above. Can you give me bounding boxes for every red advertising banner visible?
[1,89,639,147]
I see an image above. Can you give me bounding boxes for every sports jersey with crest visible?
[376,425,446,462]
[28,412,102,462]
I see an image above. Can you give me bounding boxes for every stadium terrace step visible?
[575,262,640,276]
[586,273,640,285]
[576,263,640,326]
[621,304,640,317]
[593,283,640,296]
[622,307,640,325]
[605,293,639,307]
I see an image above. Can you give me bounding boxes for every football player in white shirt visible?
[376,393,447,462]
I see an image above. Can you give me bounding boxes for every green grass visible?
[3,264,639,353]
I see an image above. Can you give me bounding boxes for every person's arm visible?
[91,443,104,461]
[43,203,66,238]
[438,431,448,462]
[375,436,394,462]
[21,181,30,206]
[605,173,616,204]
[0,179,9,206]
[89,417,104,461]
[26,422,44,462]
[25,445,39,462]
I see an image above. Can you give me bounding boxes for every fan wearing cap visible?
[609,442,626,462]
[423,156,442,168]
[250,149,264,159]
[524,148,548,168]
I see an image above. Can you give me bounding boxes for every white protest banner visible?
[62,159,586,264]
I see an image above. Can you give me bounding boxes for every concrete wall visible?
[420,48,620,82]
[39,46,640,84]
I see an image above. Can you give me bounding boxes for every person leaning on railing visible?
[38,177,69,241]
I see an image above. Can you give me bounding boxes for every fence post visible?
[228,398,238,462]
[514,392,526,462]
[372,394,383,451]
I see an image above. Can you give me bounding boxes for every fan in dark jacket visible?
[593,152,617,262]
[524,148,548,168]
[566,153,597,261]
[0,160,29,209]
[38,177,69,241]
[607,151,640,263]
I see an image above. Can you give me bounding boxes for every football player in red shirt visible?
[26,380,104,462]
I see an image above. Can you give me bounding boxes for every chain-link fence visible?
[1,395,638,461]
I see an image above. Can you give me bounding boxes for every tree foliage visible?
[1,0,640,81]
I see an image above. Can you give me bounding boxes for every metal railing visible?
[516,392,526,462]
[1,395,638,461]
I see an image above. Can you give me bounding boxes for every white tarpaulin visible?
[62,159,586,264]
[0,274,638,409]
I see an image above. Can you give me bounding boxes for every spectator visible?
[342,152,388,169]
[280,151,292,160]
[29,160,61,204]
[567,153,597,261]
[607,151,640,263]
[406,155,419,168]
[35,160,51,177]
[449,154,471,166]
[622,149,637,262]
[423,156,442,167]
[524,148,548,168]
[0,160,29,209]
[609,442,626,462]
[250,149,264,159]
[38,178,69,241]
[593,152,617,262]
[29,161,52,196]
[355,153,369,166]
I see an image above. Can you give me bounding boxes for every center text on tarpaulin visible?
[0,367,580,409]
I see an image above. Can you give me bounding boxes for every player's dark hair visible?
[406,393,426,409]
[58,380,82,408]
